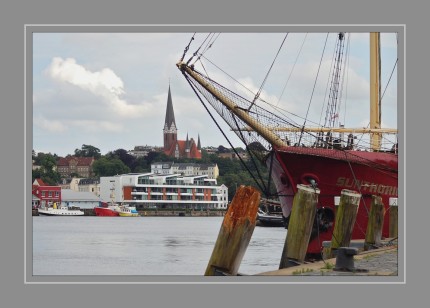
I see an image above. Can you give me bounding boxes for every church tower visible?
[163,85,177,152]
[197,134,202,153]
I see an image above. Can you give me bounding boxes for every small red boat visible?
[94,202,120,216]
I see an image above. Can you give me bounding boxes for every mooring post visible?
[329,189,361,258]
[389,197,398,238]
[205,185,260,276]
[364,195,385,250]
[279,184,319,269]
[334,196,340,215]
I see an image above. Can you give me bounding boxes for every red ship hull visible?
[94,206,120,217]
[270,146,398,256]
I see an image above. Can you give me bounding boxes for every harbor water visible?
[32,216,287,275]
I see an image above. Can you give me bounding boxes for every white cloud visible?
[69,120,126,133]
[45,57,151,118]
[47,57,124,95]
[34,116,67,133]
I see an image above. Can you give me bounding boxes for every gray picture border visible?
[3,0,422,306]
[26,24,404,284]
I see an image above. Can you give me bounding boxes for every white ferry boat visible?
[38,205,84,216]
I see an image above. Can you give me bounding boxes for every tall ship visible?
[176,32,398,257]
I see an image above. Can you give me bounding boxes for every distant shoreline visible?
[32,209,226,217]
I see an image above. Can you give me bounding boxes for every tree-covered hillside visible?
[32,144,277,200]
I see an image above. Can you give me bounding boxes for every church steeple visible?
[164,85,176,130]
[162,83,201,160]
[197,134,201,151]
[163,85,177,152]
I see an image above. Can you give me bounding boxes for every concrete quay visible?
[257,239,398,276]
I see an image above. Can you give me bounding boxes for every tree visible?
[217,145,229,153]
[131,156,150,173]
[32,152,61,185]
[92,157,130,176]
[74,144,101,159]
[107,149,136,170]
[145,151,170,165]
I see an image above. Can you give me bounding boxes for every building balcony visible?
[131,191,148,195]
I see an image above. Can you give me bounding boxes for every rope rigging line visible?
[192,33,221,66]
[381,58,398,100]
[342,34,351,127]
[324,32,345,129]
[183,74,267,194]
[231,114,269,195]
[266,151,275,197]
[200,54,255,96]
[186,33,213,65]
[318,33,338,127]
[247,33,288,112]
[336,33,350,127]
[298,33,330,145]
[199,53,322,130]
[180,33,196,61]
[276,33,307,107]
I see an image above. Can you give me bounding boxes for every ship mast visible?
[370,32,382,151]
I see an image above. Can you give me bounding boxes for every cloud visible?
[47,57,124,95]
[45,57,151,118]
[69,119,125,132]
[34,116,67,133]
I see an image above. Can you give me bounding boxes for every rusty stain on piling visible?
[222,185,260,233]
[204,185,261,275]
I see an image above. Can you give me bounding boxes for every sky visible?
[32,31,398,157]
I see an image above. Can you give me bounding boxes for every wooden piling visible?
[204,185,260,276]
[329,189,361,258]
[279,184,319,269]
[389,197,398,238]
[364,195,385,250]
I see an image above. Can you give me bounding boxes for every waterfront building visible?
[77,178,100,197]
[163,85,202,159]
[100,173,228,210]
[58,177,100,197]
[60,189,102,209]
[32,178,61,208]
[59,178,73,189]
[151,162,219,179]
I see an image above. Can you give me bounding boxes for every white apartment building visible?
[151,162,219,179]
[100,172,228,210]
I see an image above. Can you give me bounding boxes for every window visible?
[48,191,52,197]
[55,191,59,197]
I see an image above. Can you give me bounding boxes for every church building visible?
[163,85,202,159]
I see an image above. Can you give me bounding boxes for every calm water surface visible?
[33,216,287,275]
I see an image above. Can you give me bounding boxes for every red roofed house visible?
[163,85,202,159]
[32,178,61,208]
[56,156,95,178]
